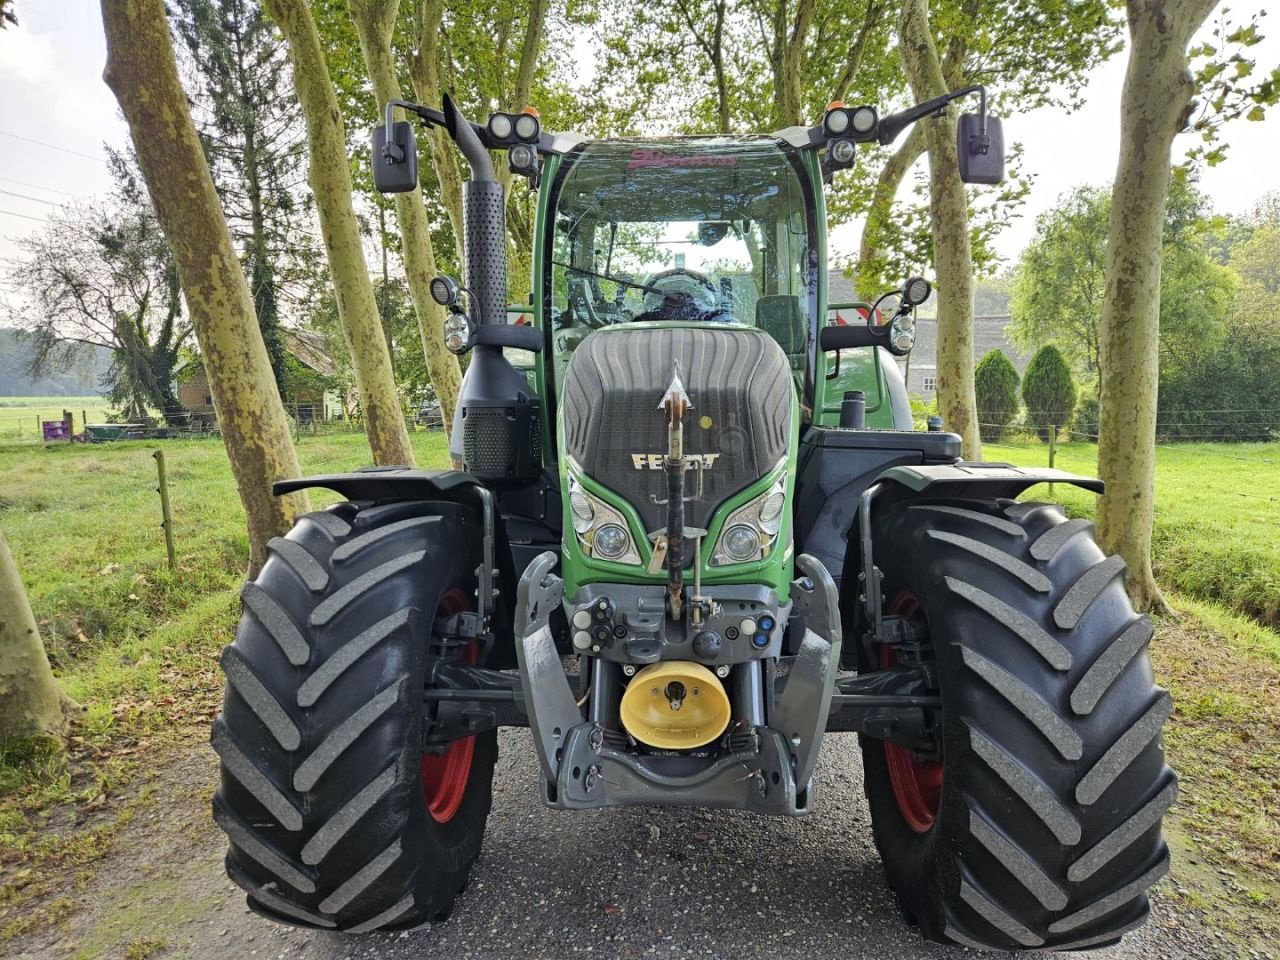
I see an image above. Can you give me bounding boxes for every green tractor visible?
[212,89,1175,950]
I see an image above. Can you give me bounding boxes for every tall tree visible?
[1009,176,1233,381]
[0,529,80,740]
[170,0,307,399]
[1096,0,1220,613]
[101,0,309,579]
[7,194,190,423]
[853,0,1122,295]
[263,0,415,466]
[898,0,979,456]
[1010,186,1112,377]
[348,0,463,427]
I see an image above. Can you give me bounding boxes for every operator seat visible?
[756,296,807,366]
[756,295,808,397]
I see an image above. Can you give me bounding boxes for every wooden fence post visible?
[154,449,177,571]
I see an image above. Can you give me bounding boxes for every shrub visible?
[974,349,1021,442]
[1022,344,1076,442]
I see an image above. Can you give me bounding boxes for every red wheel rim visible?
[420,587,476,824]
[882,592,943,833]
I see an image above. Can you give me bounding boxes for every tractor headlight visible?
[711,469,787,565]
[890,312,915,354]
[514,111,540,141]
[721,524,763,562]
[828,138,856,165]
[569,486,595,533]
[567,474,642,565]
[593,523,629,560]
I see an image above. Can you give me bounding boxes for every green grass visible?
[987,437,1280,627]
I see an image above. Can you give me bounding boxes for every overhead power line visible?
[0,176,77,197]
[0,188,57,206]
[0,130,106,163]
[0,208,48,223]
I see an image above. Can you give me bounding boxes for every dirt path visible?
[10,728,1232,960]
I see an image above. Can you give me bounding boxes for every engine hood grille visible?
[562,326,793,533]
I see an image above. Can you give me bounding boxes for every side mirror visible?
[957,114,1004,185]
[372,121,418,193]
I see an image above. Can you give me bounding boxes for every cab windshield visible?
[545,138,818,389]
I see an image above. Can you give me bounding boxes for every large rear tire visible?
[212,500,496,933]
[860,498,1176,951]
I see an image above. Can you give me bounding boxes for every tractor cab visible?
[543,137,817,399]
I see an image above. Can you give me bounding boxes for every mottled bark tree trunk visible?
[0,530,80,739]
[856,124,926,298]
[410,0,466,270]
[263,0,415,468]
[350,0,463,427]
[101,0,307,579]
[769,0,817,128]
[1097,0,1217,612]
[898,0,980,457]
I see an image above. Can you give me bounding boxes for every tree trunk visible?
[410,0,466,270]
[0,529,80,739]
[898,0,981,458]
[1097,0,1216,613]
[770,0,817,128]
[351,0,465,428]
[856,123,926,298]
[263,0,415,468]
[101,0,308,579]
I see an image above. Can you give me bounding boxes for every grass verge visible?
[1150,596,1280,952]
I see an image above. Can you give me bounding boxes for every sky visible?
[1,0,1278,290]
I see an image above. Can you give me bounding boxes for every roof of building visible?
[280,327,341,378]
[176,327,341,381]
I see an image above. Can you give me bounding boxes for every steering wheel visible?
[636,267,721,322]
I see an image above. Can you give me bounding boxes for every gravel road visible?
[126,727,1219,960]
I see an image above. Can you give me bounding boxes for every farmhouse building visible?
[176,328,343,426]
[828,270,1029,399]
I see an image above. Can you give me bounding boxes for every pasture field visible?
[0,397,116,441]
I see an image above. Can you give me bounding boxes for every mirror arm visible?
[877,84,987,146]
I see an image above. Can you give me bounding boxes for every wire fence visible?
[977,420,1279,506]
[0,400,446,444]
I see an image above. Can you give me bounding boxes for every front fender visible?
[874,462,1103,502]
[273,466,485,503]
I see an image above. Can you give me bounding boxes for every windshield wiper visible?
[551,260,663,296]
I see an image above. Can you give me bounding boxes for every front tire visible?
[861,499,1176,951]
[212,500,496,933]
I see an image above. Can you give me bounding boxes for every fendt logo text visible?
[630,453,720,470]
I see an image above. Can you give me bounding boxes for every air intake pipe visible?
[441,95,542,481]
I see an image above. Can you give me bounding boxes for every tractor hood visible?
[561,324,793,534]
